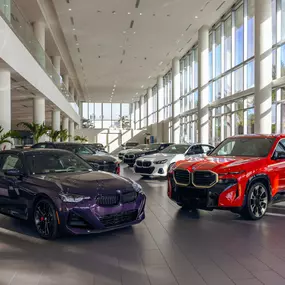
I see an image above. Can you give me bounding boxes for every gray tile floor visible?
[1,166,285,284]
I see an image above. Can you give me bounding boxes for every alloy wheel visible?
[249,184,268,218]
[34,200,55,238]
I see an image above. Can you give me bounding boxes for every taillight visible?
[116,163,120,175]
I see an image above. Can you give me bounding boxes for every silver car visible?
[134,144,214,177]
[118,144,149,160]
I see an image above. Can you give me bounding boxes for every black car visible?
[85,143,106,152]
[123,143,173,167]
[0,149,145,239]
[32,142,120,174]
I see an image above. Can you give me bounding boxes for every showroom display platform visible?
[1,166,285,284]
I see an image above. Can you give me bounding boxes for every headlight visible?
[154,159,168,165]
[219,170,245,175]
[60,194,91,203]
[129,179,144,194]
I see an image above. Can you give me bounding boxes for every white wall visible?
[0,17,80,124]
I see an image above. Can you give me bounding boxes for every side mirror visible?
[4,169,22,177]
[275,151,285,160]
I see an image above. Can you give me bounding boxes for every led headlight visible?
[128,179,144,194]
[60,194,91,203]
[154,159,168,165]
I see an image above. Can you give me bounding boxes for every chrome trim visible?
[173,168,191,186]
[192,170,218,189]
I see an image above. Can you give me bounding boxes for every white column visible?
[157,76,163,141]
[69,120,75,142]
[51,56,61,75]
[70,86,75,100]
[254,0,272,134]
[62,117,69,142]
[63,74,69,90]
[172,57,180,143]
[33,97,45,142]
[33,97,45,125]
[52,110,61,131]
[147,87,152,128]
[0,69,11,150]
[198,25,210,144]
[33,21,46,67]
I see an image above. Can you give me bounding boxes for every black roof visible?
[0,148,72,155]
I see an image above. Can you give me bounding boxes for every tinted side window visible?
[191,145,203,154]
[0,154,23,172]
[33,143,47,149]
[274,139,285,158]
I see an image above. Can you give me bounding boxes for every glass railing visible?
[0,0,79,113]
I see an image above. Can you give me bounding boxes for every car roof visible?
[0,148,72,155]
[230,134,285,139]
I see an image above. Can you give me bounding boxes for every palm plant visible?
[48,130,61,142]
[0,126,20,147]
[59,129,70,142]
[74,135,88,143]
[17,122,50,143]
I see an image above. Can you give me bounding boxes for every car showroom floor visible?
[1,166,285,285]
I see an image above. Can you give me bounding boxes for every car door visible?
[271,139,285,194]
[0,153,26,218]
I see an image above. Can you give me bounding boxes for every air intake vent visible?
[70,16,74,25]
[200,1,210,12]
[80,58,82,63]
[135,0,140,8]
[77,48,80,53]
[187,38,192,43]
[74,34,78,41]
[120,60,123,64]
[130,20,134,28]
[66,0,70,3]
[123,49,126,55]
[216,1,225,11]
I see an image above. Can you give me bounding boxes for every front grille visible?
[174,169,190,185]
[137,160,143,167]
[143,161,151,167]
[121,191,138,204]
[192,171,217,187]
[118,153,124,159]
[100,210,138,228]
[135,167,155,174]
[125,154,135,159]
[96,194,120,206]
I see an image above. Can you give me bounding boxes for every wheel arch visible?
[245,174,272,202]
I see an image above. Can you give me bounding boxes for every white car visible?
[134,144,214,177]
[118,144,149,160]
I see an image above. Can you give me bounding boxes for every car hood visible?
[176,155,266,173]
[80,154,117,163]
[34,171,133,197]
[139,153,184,162]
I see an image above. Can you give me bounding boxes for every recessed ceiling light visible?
[119,46,123,48]
[112,11,116,14]
[139,13,142,16]
[123,31,126,34]
[133,31,136,34]
[159,61,163,65]
[136,92,138,95]
[73,28,76,31]
[76,43,79,46]
[128,12,131,15]
[148,76,151,79]
[195,16,198,19]
[114,84,116,87]
[69,8,72,11]
[141,85,144,88]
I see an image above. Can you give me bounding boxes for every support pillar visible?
[52,110,61,131]
[147,87,152,129]
[157,76,164,141]
[172,58,180,143]
[0,69,11,150]
[69,120,75,142]
[51,56,61,75]
[63,74,69,92]
[33,21,46,67]
[62,117,69,142]
[198,25,209,144]
[33,97,45,142]
[70,86,75,101]
[254,0,272,134]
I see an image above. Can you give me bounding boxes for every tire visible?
[240,182,269,220]
[34,198,59,239]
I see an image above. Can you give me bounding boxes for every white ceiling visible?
[53,0,235,103]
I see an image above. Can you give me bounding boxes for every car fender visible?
[243,174,272,205]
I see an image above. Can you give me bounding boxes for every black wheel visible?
[34,198,59,239]
[241,182,269,220]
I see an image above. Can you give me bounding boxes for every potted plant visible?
[17,122,50,143]
[74,135,88,143]
[0,126,20,150]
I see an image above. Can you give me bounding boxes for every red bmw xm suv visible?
[168,135,285,220]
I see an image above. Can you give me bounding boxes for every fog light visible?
[158,168,164,174]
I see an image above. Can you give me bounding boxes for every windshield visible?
[126,142,138,146]
[210,137,276,157]
[26,152,92,174]
[58,145,94,155]
[145,144,160,151]
[161,144,190,154]
[134,144,149,149]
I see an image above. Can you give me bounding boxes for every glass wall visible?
[82,103,131,129]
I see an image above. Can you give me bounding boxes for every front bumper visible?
[168,175,239,209]
[58,193,146,235]
[134,163,168,177]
